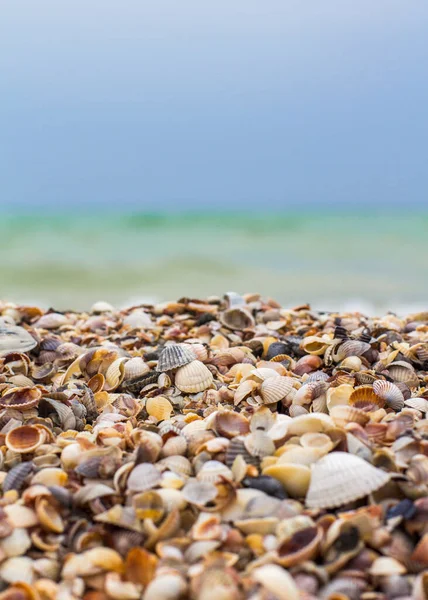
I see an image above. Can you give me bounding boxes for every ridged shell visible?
[225,437,259,468]
[373,380,405,410]
[329,405,370,428]
[3,462,33,493]
[244,430,275,458]
[146,396,173,422]
[260,376,294,405]
[175,361,213,393]
[181,480,218,506]
[348,386,385,411]
[157,344,197,372]
[196,460,233,484]
[293,382,327,406]
[0,387,41,411]
[404,398,428,413]
[306,452,390,509]
[252,564,299,600]
[0,326,37,356]
[127,463,161,492]
[386,361,419,387]
[104,357,127,391]
[123,357,150,380]
[334,340,371,361]
[5,425,46,454]
[34,313,69,329]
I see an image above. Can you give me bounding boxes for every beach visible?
[0,295,426,597]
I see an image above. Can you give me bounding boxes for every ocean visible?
[1,210,427,315]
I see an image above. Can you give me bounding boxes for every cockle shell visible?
[306,452,390,509]
[220,307,255,330]
[349,386,385,412]
[127,463,161,492]
[333,340,371,361]
[175,360,213,393]
[252,564,300,600]
[146,396,173,422]
[157,344,197,372]
[373,380,405,410]
[34,313,69,329]
[0,387,41,411]
[5,425,46,454]
[329,405,370,428]
[260,376,294,404]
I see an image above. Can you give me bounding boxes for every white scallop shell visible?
[175,360,213,393]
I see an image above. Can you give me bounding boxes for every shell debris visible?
[0,296,426,596]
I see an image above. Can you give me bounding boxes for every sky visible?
[0,0,428,211]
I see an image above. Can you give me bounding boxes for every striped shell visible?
[175,360,213,393]
[373,380,405,411]
[329,405,370,428]
[386,361,419,387]
[157,344,197,372]
[348,386,385,411]
[306,452,390,509]
[260,377,294,405]
[0,387,42,411]
[404,398,428,413]
[293,382,327,407]
[127,463,161,492]
[123,357,150,381]
[0,326,37,356]
[334,340,371,361]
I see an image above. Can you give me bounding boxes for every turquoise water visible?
[1,210,427,314]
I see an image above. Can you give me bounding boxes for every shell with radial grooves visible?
[175,360,213,393]
[157,344,197,372]
[0,387,42,411]
[373,380,405,410]
[348,386,384,411]
[260,376,293,404]
[306,452,390,509]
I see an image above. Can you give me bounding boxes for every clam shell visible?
[5,425,46,454]
[306,452,390,509]
[157,344,197,372]
[329,405,370,428]
[244,430,275,458]
[260,376,294,404]
[349,386,385,411]
[220,307,255,330]
[386,361,419,387]
[252,564,300,600]
[123,356,150,380]
[104,357,127,391]
[196,460,233,484]
[373,380,405,411]
[3,461,33,493]
[0,387,41,411]
[213,411,250,438]
[404,397,428,413]
[287,413,335,436]
[334,340,371,361]
[175,360,213,393]
[0,326,37,356]
[34,313,69,329]
[127,463,161,492]
[300,335,331,356]
[146,396,173,422]
[326,384,354,410]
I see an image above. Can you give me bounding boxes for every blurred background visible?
[1,1,427,314]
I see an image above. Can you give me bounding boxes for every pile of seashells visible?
[0,293,427,599]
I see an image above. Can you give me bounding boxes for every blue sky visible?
[1,0,427,210]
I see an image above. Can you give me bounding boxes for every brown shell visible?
[0,387,42,411]
[348,386,385,412]
[5,425,46,453]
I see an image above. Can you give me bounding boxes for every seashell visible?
[306,452,390,509]
[252,564,300,600]
[340,356,363,371]
[4,505,38,528]
[39,397,77,430]
[213,411,250,438]
[34,313,69,329]
[157,344,197,372]
[31,467,68,487]
[225,436,259,468]
[386,361,419,387]
[404,397,428,413]
[5,425,46,453]
[330,405,370,428]
[0,387,41,411]
[157,455,192,477]
[175,360,213,393]
[127,463,161,492]
[300,432,334,455]
[0,326,37,356]
[35,498,64,533]
[143,573,187,600]
[277,445,324,466]
[95,505,142,532]
[104,357,127,391]
[244,430,275,458]
[91,300,114,313]
[160,435,188,457]
[0,528,32,557]
[62,547,124,578]
[196,460,233,484]
[123,309,154,329]
[326,384,354,411]
[250,405,276,432]
[301,335,332,356]
[293,355,323,375]
[123,356,149,380]
[0,556,35,584]
[263,463,311,498]
[287,413,335,435]
[220,307,255,330]
[260,376,294,404]
[348,386,385,412]
[334,340,371,361]
[3,461,33,493]
[293,381,327,406]
[146,396,173,422]
[373,380,405,411]
[276,516,322,567]
[288,404,308,417]
[369,556,406,576]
